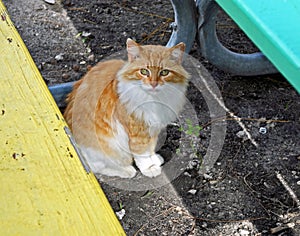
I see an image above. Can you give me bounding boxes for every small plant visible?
[177,119,203,160]
[179,118,202,136]
[118,201,124,210]
[141,190,154,199]
[179,118,202,137]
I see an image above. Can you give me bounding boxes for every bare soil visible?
[4,0,300,235]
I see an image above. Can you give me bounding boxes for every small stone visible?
[62,73,70,80]
[44,0,55,4]
[236,130,245,138]
[188,189,197,195]
[203,173,213,180]
[259,127,267,134]
[55,53,64,61]
[141,32,148,38]
[87,65,92,71]
[49,58,57,65]
[201,222,207,228]
[239,229,250,236]
[72,64,80,72]
[115,209,125,220]
[79,61,86,65]
[296,180,300,185]
[81,31,92,37]
[87,54,95,62]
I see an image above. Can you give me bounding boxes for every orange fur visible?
[64,39,189,178]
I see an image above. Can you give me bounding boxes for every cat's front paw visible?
[140,165,162,178]
[134,153,164,178]
[151,154,164,166]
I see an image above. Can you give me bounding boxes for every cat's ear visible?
[170,42,186,64]
[126,38,142,62]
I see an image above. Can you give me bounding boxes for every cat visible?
[64,38,190,178]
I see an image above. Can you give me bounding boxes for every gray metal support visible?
[196,0,278,76]
[166,0,197,52]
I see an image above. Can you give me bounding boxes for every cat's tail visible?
[48,81,75,108]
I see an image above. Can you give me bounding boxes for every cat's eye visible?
[160,69,169,76]
[140,68,150,76]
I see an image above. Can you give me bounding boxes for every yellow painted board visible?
[0,1,125,235]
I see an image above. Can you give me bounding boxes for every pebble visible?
[49,58,57,65]
[236,130,245,138]
[201,222,208,228]
[115,209,126,220]
[72,64,80,72]
[203,173,213,180]
[141,32,148,38]
[55,53,64,61]
[259,127,267,134]
[44,0,55,4]
[238,229,250,236]
[187,189,197,195]
[87,54,95,62]
[81,31,92,38]
[62,73,70,80]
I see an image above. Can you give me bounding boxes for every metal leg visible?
[196,0,277,76]
[48,81,74,108]
[166,0,197,53]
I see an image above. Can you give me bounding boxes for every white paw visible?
[150,154,164,166]
[140,165,162,178]
[122,166,137,178]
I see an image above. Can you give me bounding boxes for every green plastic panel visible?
[216,0,300,93]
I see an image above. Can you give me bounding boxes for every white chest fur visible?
[117,79,187,134]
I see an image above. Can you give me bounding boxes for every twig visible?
[270,224,294,234]
[276,172,300,210]
[140,21,172,44]
[117,4,173,21]
[191,60,258,147]
[193,216,266,224]
[242,172,273,218]
[133,223,148,236]
[202,116,290,129]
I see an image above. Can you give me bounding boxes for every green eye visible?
[160,69,169,76]
[140,68,150,76]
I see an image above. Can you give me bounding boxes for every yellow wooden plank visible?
[0,1,125,235]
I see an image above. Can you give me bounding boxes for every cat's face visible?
[118,39,189,94]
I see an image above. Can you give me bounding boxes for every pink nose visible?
[150,81,158,88]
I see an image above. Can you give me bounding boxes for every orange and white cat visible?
[64,39,189,178]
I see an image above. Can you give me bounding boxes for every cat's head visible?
[118,38,190,94]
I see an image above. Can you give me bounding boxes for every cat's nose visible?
[150,81,158,88]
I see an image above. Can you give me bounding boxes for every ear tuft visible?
[126,38,141,62]
[170,42,186,64]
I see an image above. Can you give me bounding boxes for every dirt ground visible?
[4,0,300,235]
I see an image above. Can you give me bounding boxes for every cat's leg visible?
[134,153,164,178]
[128,125,165,177]
[81,146,137,178]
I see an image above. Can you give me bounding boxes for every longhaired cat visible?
[64,39,190,178]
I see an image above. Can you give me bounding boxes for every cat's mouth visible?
[142,85,162,94]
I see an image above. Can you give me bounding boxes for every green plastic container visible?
[216,0,300,93]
